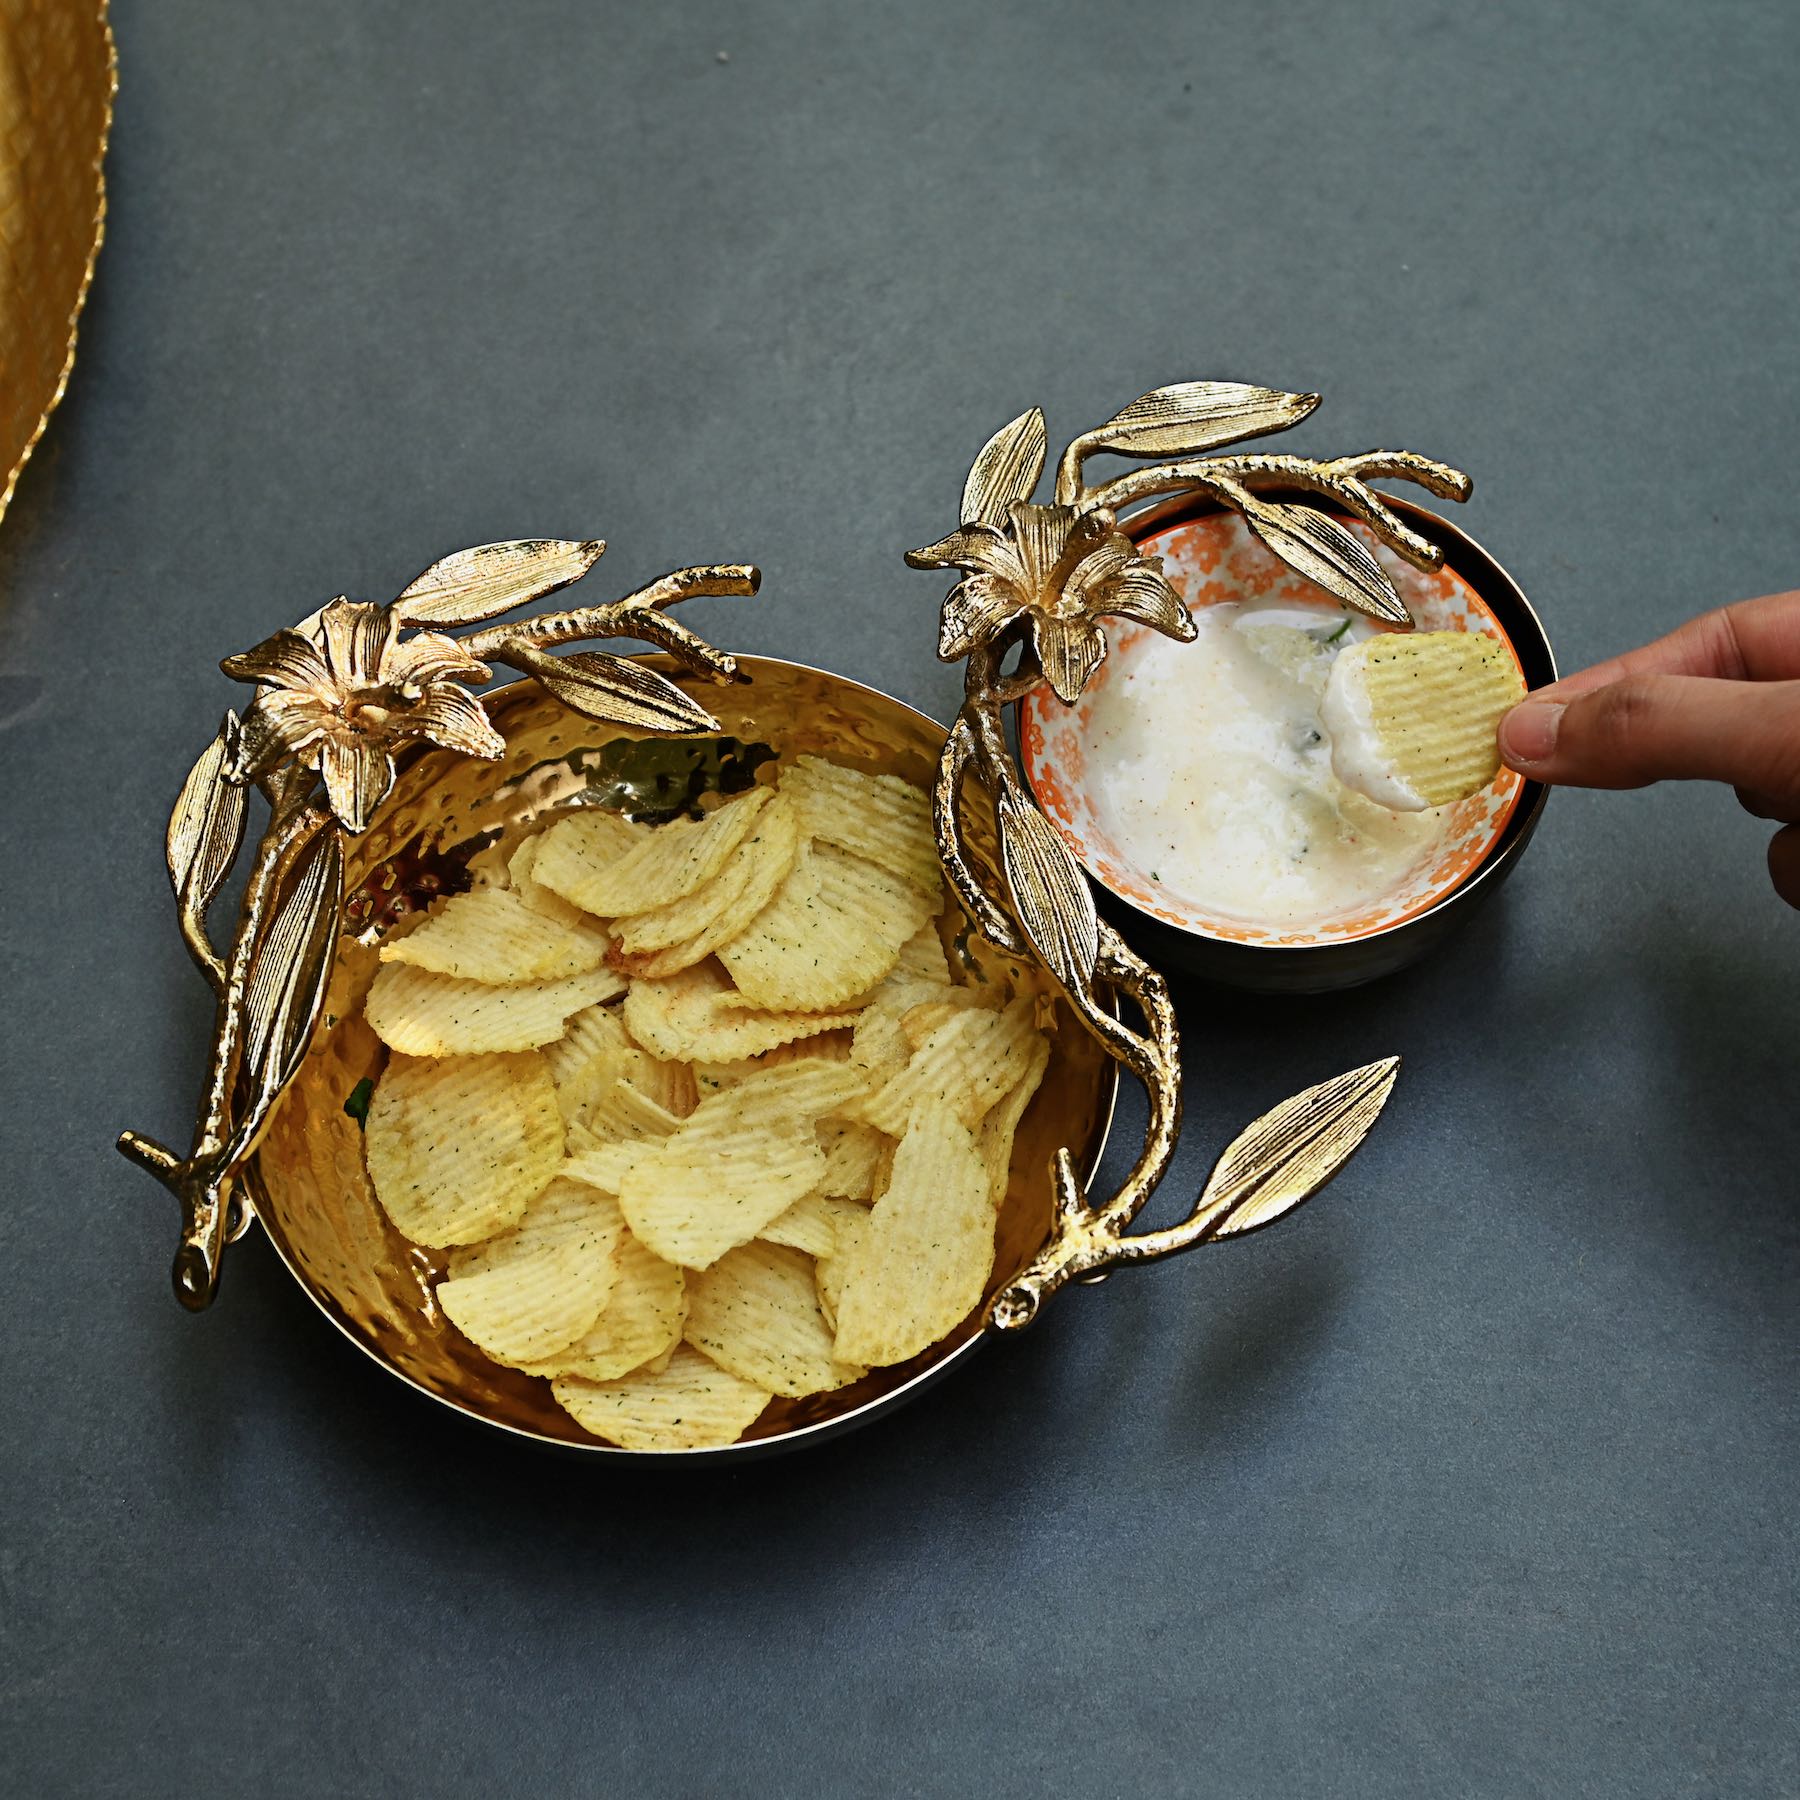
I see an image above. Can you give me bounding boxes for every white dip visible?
[1083,600,1453,927]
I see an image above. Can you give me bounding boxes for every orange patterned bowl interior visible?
[1019,510,1528,950]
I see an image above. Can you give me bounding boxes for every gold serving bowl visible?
[0,0,115,524]
[243,656,1115,1457]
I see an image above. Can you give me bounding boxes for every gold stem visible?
[170,767,321,1308]
[1085,450,1472,572]
[460,565,759,661]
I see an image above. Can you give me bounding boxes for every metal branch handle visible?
[118,540,759,1310]
[910,382,1456,1328]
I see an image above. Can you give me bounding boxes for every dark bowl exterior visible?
[1029,492,1556,996]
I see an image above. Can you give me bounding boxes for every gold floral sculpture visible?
[910,381,1473,1327]
[117,539,758,1309]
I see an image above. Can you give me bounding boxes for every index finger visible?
[1537,590,1800,701]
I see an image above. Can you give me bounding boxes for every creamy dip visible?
[1083,600,1454,927]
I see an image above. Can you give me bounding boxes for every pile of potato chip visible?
[356,755,1051,1449]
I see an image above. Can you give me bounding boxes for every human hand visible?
[1498,591,1800,907]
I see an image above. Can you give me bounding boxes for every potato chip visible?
[686,1242,863,1397]
[365,1051,563,1245]
[562,1139,651,1195]
[623,960,859,1064]
[779,754,943,894]
[377,886,609,983]
[692,1034,853,1096]
[612,794,800,957]
[436,1179,624,1365]
[832,1103,993,1367]
[817,1118,890,1200]
[813,1210,863,1335]
[976,1032,1050,1204]
[518,1228,687,1382]
[553,1343,771,1450]
[542,1003,635,1122]
[854,999,1040,1136]
[848,1005,911,1087]
[364,962,625,1056]
[617,1064,863,1268]
[535,787,771,918]
[507,834,592,929]
[898,990,996,1050]
[582,1074,684,1144]
[1321,629,1527,809]
[759,1191,868,1258]
[891,922,952,986]
[718,844,939,1011]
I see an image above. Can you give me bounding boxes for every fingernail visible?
[1500,699,1564,765]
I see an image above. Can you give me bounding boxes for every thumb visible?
[1499,673,1800,792]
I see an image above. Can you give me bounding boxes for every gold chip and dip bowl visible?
[116,381,1553,1457]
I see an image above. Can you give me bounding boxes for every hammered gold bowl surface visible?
[0,0,114,524]
[246,657,1115,1456]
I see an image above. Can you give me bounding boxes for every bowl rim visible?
[243,653,1122,1461]
[1019,490,1556,959]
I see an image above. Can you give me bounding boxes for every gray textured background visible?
[3,2,1797,1795]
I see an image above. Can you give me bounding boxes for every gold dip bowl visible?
[242,658,1116,1457]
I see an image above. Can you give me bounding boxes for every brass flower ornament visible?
[222,598,504,832]
[906,500,1194,702]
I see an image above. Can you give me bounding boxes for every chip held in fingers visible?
[1321,629,1527,811]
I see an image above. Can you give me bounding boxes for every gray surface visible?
[3,2,1797,1795]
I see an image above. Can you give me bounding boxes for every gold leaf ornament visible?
[997,789,1097,992]
[499,640,722,734]
[166,713,248,925]
[1236,495,1411,626]
[960,407,1047,527]
[223,823,344,1164]
[1084,381,1321,460]
[1190,1057,1400,1241]
[392,538,608,627]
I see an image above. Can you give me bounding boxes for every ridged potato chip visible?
[890,922,952,986]
[817,1118,891,1199]
[436,1179,624,1365]
[518,1228,687,1382]
[378,886,609,983]
[612,794,800,962]
[692,1033,853,1096]
[1322,629,1527,809]
[848,1005,911,1087]
[624,960,859,1064]
[854,999,1040,1136]
[686,1242,863,1397]
[813,1210,864,1335]
[583,1075,684,1144]
[719,844,939,1011]
[976,1033,1050,1204]
[779,754,943,894]
[898,988,996,1050]
[562,1139,651,1195]
[617,1063,863,1268]
[553,1344,771,1450]
[759,1190,868,1258]
[543,1004,635,1122]
[365,962,625,1056]
[535,787,771,918]
[365,1051,564,1245]
[832,1103,993,1368]
[508,834,592,928]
